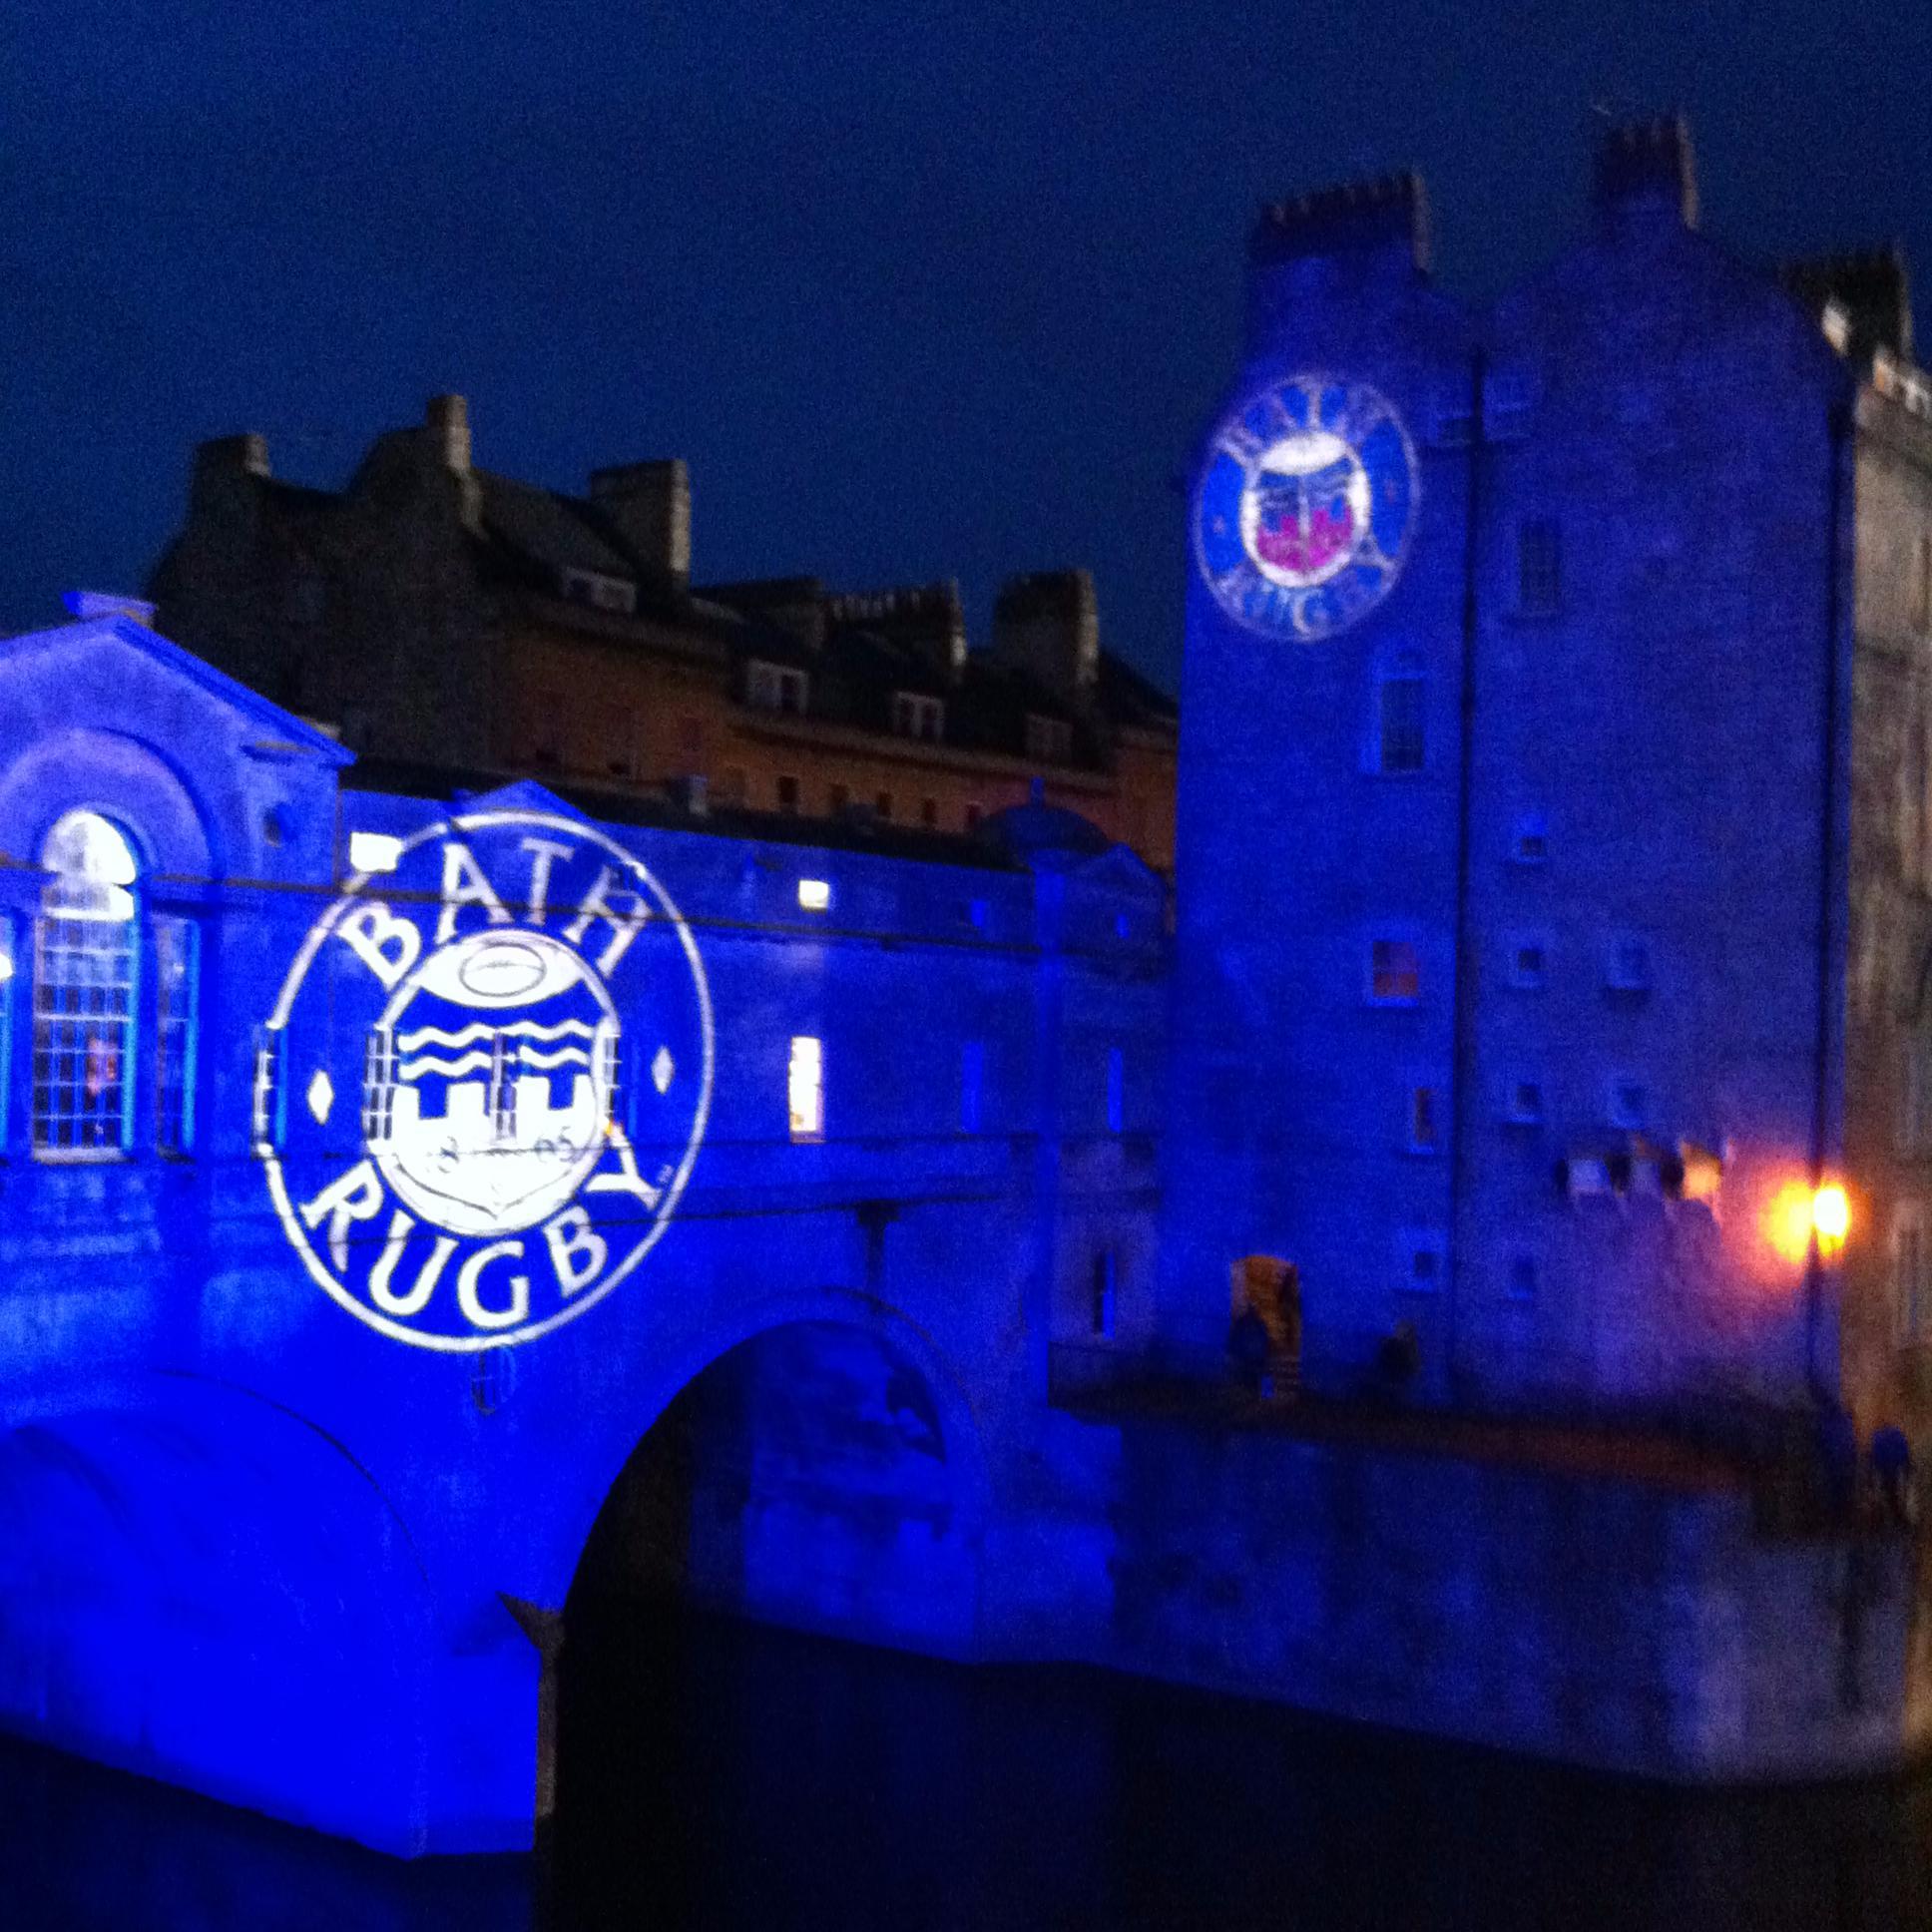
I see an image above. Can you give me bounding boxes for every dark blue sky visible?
[2,0,1925,692]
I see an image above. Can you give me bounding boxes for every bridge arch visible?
[563,1291,989,1660]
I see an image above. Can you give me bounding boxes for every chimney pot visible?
[425,393,471,472]
[590,458,691,586]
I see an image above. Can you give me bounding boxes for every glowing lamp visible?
[1811,1184,1849,1248]
[796,878,831,912]
[0,949,11,984]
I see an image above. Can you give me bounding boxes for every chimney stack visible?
[425,394,472,473]
[1592,112,1697,231]
[590,459,691,587]
[993,570,1100,704]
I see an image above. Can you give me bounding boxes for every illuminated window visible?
[1507,938,1549,990]
[154,916,200,1156]
[1607,1078,1647,1131]
[775,774,800,814]
[787,1035,823,1143]
[1106,1047,1125,1133]
[32,810,140,1157]
[347,830,404,875]
[1376,654,1426,773]
[1092,1250,1119,1337]
[959,1039,984,1134]
[796,877,831,912]
[747,661,808,715]
[1518,519,1562,616]
[1369,938,1421,1005]
[1024,714,1073,763]
[891,692,944,741]
[1408,1085,1438,1152]
[0,915,13,1145]
[1894,1204,1927,1343]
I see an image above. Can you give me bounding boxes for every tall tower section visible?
[1161,176,1476,1392]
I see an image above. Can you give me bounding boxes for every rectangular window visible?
[964,802,984,832]
[606,709,643,779]
[1092,1250,1119,1338]
[1025,714,1073,763]
[717,766,748,806]
[154,916,200,1156]
[1914,532,1932,636]
[1507,939,1548,990]
[1507,1080,1545,1125]
[1508,1254,1539,1300]
[1518,519,1562,616]
[0,916,13,1146]
[1369,938,1421,1005]
[875,790,893,821]
[1606,935,1652,992]
[679,715,706,763]
[920,798,939,829]
[775,774,800,814]
[1608,1079,1647,1131]
[1896,1204,1927,1343]
[1405,1240,1444,1292]
[747,661,808,715]
[788,1035,823,1143]
[32,906,138,1157]
[796,878,831,912]
[1408,1085,1438,1152]
[1377,671,1425,773]
[1511,813,1549,865]
[828,783,850,816]
[530,693,563,766]
[959,1039,984,1135]
[891,692,945,741]
[1106,1047,1126,1134]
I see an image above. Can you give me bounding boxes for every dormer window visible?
[747,661,809,716]
[559,567,637,615]
[1024,714,1073,763]
[892,692,945,741]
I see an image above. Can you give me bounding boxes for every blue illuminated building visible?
[4,115,1932,1855]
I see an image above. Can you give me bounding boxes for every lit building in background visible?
[1,111,1930,1862]
[145,411,1179,872]
[1164,114,1932,1442]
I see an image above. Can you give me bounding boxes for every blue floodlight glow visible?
[1194,374,1417,641]
[259,809,715,1351]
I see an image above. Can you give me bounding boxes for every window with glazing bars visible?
[154,916,200,1155]
[33,903,138,1153]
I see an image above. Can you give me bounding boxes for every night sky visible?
[3,0,1926,693]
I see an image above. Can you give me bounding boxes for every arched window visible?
[33,810,140,1154]
[1375,651,1426,774]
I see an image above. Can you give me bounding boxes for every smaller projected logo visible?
[1194,374,1417,642]
[258,811,713,1352]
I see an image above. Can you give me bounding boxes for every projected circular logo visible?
[1193,374,1418,641]
[257,810,714,1351]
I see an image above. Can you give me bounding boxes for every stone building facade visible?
[146,408,1180,872]
[1163,117,1932,1445]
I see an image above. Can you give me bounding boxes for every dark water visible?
[3,1606,1929,1931]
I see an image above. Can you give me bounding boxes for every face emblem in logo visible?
[258,810,714,1351]
[1194,374,1417,642]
